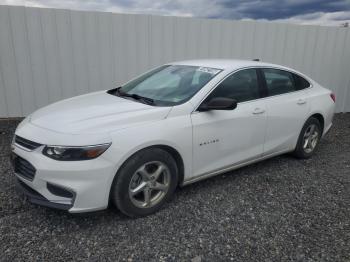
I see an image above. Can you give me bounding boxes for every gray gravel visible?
[0,114,349,262]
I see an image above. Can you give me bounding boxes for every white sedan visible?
[12,59,335,217]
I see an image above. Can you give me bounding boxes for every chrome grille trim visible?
[14,135,42,151]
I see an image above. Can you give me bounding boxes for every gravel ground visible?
[0,114,349,262]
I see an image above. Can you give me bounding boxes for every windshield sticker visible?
[197,67,221,75]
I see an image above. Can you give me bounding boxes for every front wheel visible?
[111,148,178,217]
[293,117,322,159]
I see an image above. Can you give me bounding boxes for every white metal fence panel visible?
[0,5,349,117]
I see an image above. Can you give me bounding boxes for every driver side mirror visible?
[198,97,237,112]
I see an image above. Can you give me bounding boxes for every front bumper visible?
[15,178,73,210]
[11,142,118,213]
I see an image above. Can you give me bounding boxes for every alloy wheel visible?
[303,124,319,154]
[128,161,170,208]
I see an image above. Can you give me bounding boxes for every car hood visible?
[29,91,172,135]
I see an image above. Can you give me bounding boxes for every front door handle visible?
[297,99,307,105]
[252,108,265,115]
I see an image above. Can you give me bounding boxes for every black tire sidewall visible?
[294,117,321,158]
[112,148,178,217]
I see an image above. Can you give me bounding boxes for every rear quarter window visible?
[293,74,310,90]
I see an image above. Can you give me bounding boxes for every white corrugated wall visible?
[0,5,349,117]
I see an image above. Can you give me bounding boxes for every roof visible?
[170,59,288,71]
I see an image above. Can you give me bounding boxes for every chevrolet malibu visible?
[12,59,335,217]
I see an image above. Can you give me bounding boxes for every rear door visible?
[260,68,310,155]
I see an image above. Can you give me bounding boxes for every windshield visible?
[115,65,221,106]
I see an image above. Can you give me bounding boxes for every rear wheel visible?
[293,117,321,159]
[111,148,178,217]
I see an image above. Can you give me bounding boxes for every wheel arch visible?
[108,143,186,207]
[309,112,325,135]
[110,143,186,192]
[151,145,185,186]
[293,112,325,151]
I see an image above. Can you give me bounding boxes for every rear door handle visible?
[297,99,307,105]
[252,108,265,115]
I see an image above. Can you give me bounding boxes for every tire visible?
[111,148,178,217]
[293,117,322,159]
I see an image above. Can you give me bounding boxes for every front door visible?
[191,68,267,178]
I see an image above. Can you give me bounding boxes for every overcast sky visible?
[1,0,350,26]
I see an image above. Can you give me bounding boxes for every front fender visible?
[102,116,193,189]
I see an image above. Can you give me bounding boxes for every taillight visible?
[330,93,336,103]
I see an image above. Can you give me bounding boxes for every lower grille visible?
[13,154,36,181]
[47,183,74,198]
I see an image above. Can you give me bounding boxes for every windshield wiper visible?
[115,87,154,105]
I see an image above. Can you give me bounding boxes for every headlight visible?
[42,143,111,161]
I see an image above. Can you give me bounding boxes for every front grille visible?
[15,135,42,151]
[13,155,36,181]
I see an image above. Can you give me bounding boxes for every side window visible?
[263,68,295,96]
[207,69,259,103]
[293,73,310,90]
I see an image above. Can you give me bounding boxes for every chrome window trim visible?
[260,66,312,94]
[192,66,312,113]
